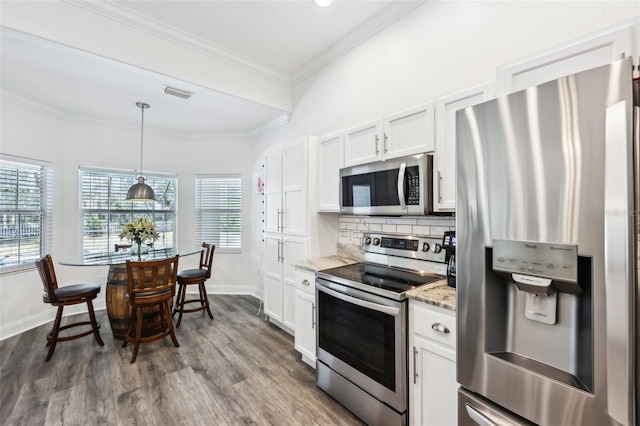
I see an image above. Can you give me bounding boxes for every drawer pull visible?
[431,322,450,334]
[302,279,310,286]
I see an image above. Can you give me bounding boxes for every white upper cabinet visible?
[264,139,308,237]
[317,132,344,212]
[344,119,382,167]
[434,83,494,212]
[497,25,634,95]
[344,102,435,167]
[383,102,435,159]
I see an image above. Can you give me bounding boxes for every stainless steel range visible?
[315,233,448,426]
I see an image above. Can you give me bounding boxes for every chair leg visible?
[175,283,187,328]
[172,284,182,317]
[86,299,104,346]
[45,306,64,362]
[122,306,136,348]
[199,282,214,320]
[164,301,180,348]
[130,307,143,363]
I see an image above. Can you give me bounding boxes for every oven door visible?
[316,278,407,412]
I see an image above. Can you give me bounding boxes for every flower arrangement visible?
[119,218,160,260]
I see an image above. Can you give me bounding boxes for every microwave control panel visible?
[406,169,420,205]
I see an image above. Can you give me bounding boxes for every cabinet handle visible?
[302,279,310,286]
[312,303,316,329]
[413,346,418,384]
[276,208,282,231]
[375,134,380,154]
[431,322,450,334]
[437,171,443,203]
[280,241,285,262]
[384,133,388,153]
[277,240,281,262]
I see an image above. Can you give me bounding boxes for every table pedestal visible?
[105,263,173,340]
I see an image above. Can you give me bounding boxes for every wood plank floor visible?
[0,295,365,426]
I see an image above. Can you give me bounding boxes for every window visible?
[80,167,177,261]
[195,175,242,253]
[0,154,53,271]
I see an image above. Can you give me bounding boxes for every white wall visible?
[0,97,256,339]
[250,1,639,281]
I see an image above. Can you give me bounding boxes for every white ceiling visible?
[0,0,420,136]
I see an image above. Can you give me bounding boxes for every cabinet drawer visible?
[294,269,315,294]
[412,302,456,349]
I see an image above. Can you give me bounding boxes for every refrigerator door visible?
[456,58,636,425]
[458,389,534,426]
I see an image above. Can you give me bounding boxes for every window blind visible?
[0,155,53,271]
[195,175,242,253]
[80,168,177,260]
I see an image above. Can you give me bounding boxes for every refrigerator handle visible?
[465,404,497,426]
[603,101,634,425]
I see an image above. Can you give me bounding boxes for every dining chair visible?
[35,254,104,362]
[122,255,179,363]
[172,243,215,327]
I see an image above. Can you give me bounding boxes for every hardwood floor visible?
[1,295,364,426]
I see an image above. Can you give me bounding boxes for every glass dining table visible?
[60,247,202,340]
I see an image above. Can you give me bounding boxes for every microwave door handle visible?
[318,284,400,316]
[397,162,407,210]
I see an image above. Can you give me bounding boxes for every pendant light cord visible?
[140,103,145,176]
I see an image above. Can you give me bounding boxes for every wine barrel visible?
[106,264,130,340]
[105,263,175,340]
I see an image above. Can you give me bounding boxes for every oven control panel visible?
[362,233,447,263]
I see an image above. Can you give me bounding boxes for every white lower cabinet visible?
[294,268,316,368]
[409,300,457,426]
[264,235,307,331]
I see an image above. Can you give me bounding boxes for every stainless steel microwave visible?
[340,154,434,216]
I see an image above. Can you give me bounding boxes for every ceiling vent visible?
[164,86,194,99]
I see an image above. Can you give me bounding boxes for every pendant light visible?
[126,102,156,201]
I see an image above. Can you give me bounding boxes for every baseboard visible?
[0,292,264,341]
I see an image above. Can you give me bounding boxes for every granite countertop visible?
[405,280,456,311]
[293,255,360,272]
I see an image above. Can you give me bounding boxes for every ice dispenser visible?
[485,239,593,392]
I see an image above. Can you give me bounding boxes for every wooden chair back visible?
[36,254,59,304]
[199,243,216,279]
[126,256,179,305]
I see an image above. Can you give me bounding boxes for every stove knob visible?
[364,237,372,245]
[373,238,381,246]
[432,243,443,254]
[422,242,430,252]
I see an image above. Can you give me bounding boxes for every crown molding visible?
[249,113,291,138]
[65,0,291,86]
[292,1,425,85]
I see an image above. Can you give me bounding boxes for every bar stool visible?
[35,254,104,362]
[172,243,215,327]
[122,256,180,363]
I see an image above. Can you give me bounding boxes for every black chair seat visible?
[52,283,101,300]
[177,268,208,280]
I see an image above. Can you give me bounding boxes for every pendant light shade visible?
[126,102,156,201]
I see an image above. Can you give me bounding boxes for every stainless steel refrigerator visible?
[456,57,639,425]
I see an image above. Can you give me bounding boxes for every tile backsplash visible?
[338,215,455,247]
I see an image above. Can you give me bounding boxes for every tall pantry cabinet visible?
[263,136,337,332]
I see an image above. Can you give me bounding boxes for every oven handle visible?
[317,283,400,316]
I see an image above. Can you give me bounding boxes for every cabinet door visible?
[282,140,307,236]
[383,102,435,159]
[497,25,633,95]
[411,336,458,426]
[263,234,283,322]
[434,83,494,211]
[318,132,344,212]
[264,147,283,234]
[282,237,307,329]
[344,119,382,167]
[295,289,316,368]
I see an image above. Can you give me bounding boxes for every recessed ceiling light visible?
[314,0,333,7]
[164,86,194,99]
